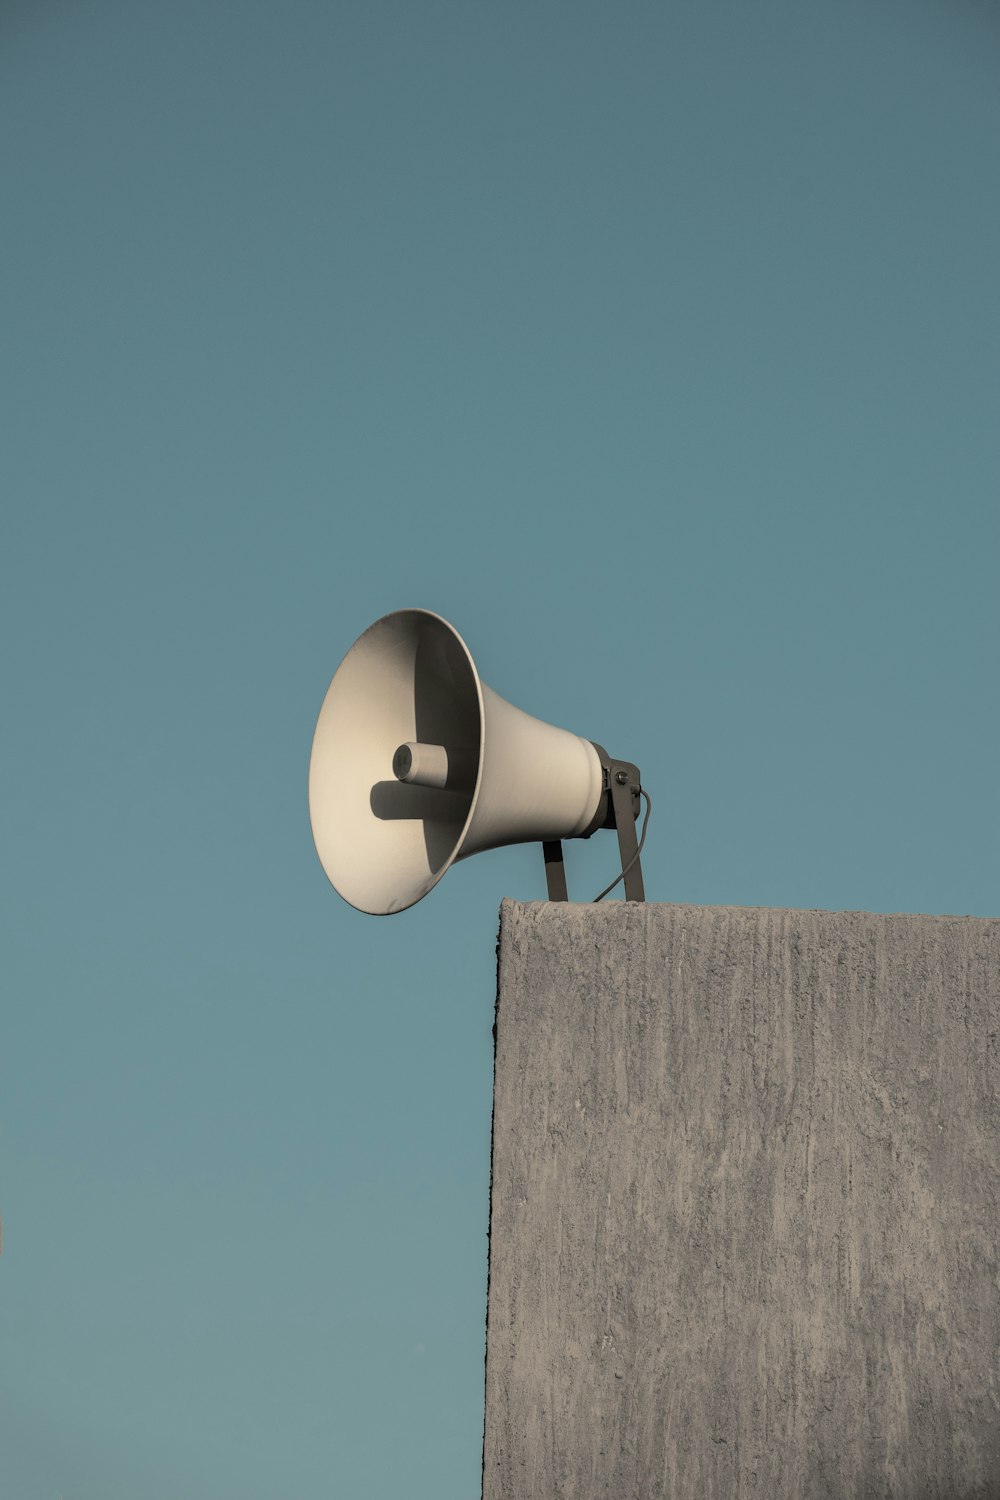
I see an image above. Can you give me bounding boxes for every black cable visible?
[592,788,652,902]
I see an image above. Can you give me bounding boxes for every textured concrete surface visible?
[483,900,1000,1500]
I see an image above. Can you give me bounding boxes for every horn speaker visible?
[308,608,645,914]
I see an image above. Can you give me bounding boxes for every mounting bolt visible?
[615,771,629,785]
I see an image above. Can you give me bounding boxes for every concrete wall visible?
[483,900,1000,1499]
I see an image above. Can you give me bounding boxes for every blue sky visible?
[1,2,997,1495]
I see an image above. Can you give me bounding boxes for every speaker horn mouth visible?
[308,609,486,915]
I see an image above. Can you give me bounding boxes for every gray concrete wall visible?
[483,900,1000,1500]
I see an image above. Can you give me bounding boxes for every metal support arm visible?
[543,840,569,901]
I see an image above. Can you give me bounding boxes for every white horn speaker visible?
[308,608,647,914]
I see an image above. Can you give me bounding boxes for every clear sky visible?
[1,2,997,1496]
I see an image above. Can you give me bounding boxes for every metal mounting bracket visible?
[539,746,646,902]
[606,761,645,902]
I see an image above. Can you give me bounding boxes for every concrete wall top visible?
[484,899,1000,1499]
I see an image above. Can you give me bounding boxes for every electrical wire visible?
[592,788,652,902]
